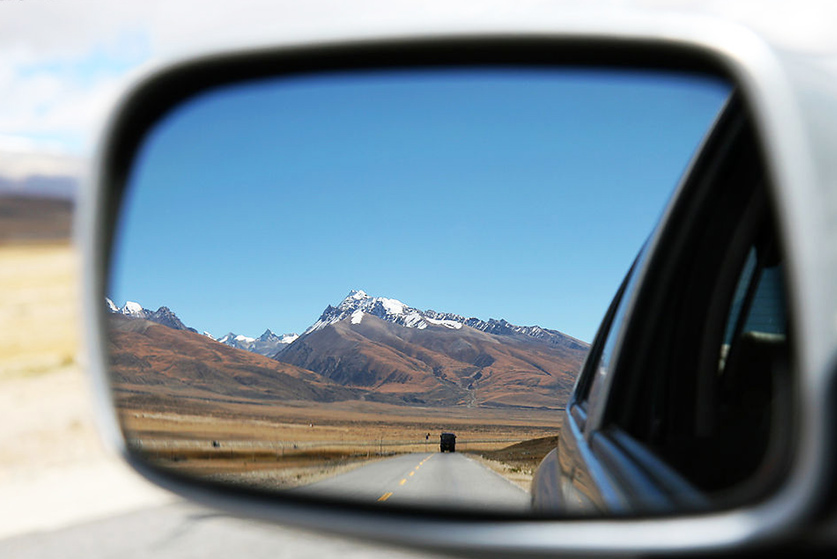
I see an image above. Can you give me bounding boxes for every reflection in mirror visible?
[107,67,730,514]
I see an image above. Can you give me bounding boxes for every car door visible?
[531,258,640,514]
[534,92,794,515]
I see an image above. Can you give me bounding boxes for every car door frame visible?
[552,90,797,517]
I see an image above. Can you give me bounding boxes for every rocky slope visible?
[274,290,589,408]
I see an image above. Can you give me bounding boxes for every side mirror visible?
[81,31,831,557]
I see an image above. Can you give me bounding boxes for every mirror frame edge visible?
[79,28,827,557]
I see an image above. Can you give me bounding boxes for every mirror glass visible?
[107,67,730,514]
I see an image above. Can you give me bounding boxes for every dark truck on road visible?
[440,432,456,452]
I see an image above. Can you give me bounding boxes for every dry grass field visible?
[0,242,79,380]
[468,435,560,491]
[118,396,562,490]
[0,241,93,479]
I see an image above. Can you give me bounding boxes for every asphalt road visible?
[0,453,529,558]
[0,501,448,559]
[296,452,530,513]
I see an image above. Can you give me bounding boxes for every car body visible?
[81,1,837,557]
[531,92,794,517]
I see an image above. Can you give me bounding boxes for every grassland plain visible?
[466,435,561,491]
[108,282,571,493]
[118,395,563,491]
[0,242,79,379]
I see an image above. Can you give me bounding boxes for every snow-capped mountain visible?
[303,289,460,334]
[303,289,585,349]
[277,289,590,408]
[106,298,197,333]
[106,298,119,313]
[106,298,298,358]
[106,291,589,409]
[216,329,298,357]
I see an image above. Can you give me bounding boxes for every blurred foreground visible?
[0,241,441,557]
[0,241,174,539]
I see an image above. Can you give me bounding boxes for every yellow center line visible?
[379,455,432,499]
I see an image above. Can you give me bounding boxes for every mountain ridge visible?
[106,290,589,409]
[300,289,586,350]
[106,299,298,357]
[216,329,299,357]
[107,298,197,333]
[274,291,589,408]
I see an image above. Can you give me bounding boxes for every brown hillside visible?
[0,195,73,242]
[108,314,358,407]
[276,314,587,409]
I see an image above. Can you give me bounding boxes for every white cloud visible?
[0,0,468,172]
[0,135,86,181]
[1,0,835,181]
[0,1,365,173]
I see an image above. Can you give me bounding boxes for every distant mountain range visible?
[0,174,78,200]
[301,289,587,351]
[0,195,73,242]
[275,290,588,408]
[106,290,589,409]
[106,299,297,357]
[216,330,299,357]
[108,314,358,410]
[107,298,197,333]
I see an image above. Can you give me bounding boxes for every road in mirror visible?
[108,67,730,514]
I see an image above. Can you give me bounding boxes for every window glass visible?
[742,264,786,335]
[584,264,641,414]
[606,107,793,502]
[722,247,757,346]
[720,249,787,375]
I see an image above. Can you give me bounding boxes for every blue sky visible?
[109,68,730,342]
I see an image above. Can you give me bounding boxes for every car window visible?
[721,247,758,348]
[584,267,640,415]
[575,260,639,415]
[740,261,786,335]
[601,98,793,506]
[719,246,787,371]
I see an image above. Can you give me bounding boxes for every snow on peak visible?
[105,298,119,312]
[118,300,148,318]
[306,290,445,334]
[425,317,463,329]
[216,329,299,357]
[350,310,364,325]
[301,290,567,345]
[380,297,406,316]
[305,290,419,334]
[123,301,143,313]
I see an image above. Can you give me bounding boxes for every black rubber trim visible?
[96,34,735,526]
